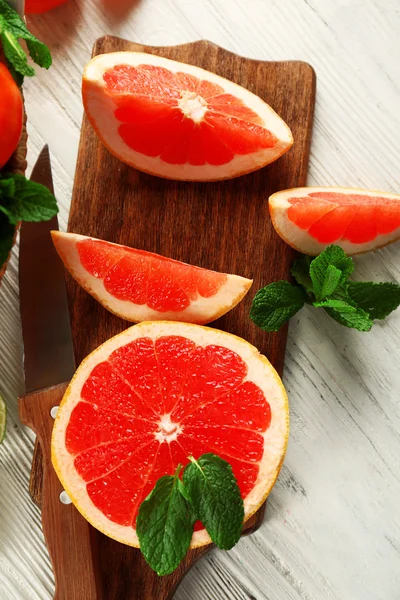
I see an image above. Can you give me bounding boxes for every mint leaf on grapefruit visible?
[183,454,244,550]
[250,281,307,332]
[347,281,400,320]
[136,465,195,576]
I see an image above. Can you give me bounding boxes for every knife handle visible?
[19,383,101,600]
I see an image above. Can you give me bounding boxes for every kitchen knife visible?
[18,146,100,600]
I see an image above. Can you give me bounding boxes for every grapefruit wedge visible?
[51,321,289,548]
[52,231,252,324]
[82,52,293,181]
[269,187,400,255]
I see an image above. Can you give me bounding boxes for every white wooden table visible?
[1,1,400,598]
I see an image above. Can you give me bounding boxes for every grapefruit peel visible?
[51,321,289,549]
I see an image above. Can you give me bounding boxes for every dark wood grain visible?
[19,384,101,600]
[30,37,315,599]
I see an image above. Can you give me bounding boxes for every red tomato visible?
[25,0,68,13]
[0,63,23,169]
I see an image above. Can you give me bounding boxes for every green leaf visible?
[183,454,244,550]
[250,281,307,332]
[310,245,354,300]
[0,212,16,270]
[136,466,195,576]
[319,264,343,300]
[1,30,35,77]
[315,298,373,331]
[0,0,52,78]
[25,38,52,70]
[347,281,400,320]
[0,174,58,225]
[291,255,314,294]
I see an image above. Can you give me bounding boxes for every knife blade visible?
[19,146,75,393]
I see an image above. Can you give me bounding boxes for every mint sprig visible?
[250,245,400,333]
[250,281,308,332]
[0,0,52,82]
[136,453,245,575]
[136,465,195,576]
[183,454,244,550]
[0,173,58,271]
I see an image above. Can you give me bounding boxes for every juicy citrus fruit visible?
[269,187,400,255]
[52,231,252,325]
[82,52,293,181]
[0,393,6,444]
[0,63,23,169]
[51,321,289,548]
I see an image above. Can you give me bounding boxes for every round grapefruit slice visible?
[51,321,289,548]
[52,231,252,324]
[269,187,400,255]
[82,52,293,181]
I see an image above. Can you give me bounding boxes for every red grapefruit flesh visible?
[52,231,252,324]
[269,187,400,255]
[51,322,289,547]
[82,52,293,180]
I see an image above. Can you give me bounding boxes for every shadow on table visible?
[100,0,142,25]
[26,0,82,52]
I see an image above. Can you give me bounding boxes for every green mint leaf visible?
[319,264,343,300]
[315,298,373,331]
[0,174,58,225]
[183,454,244,550]
[0,177,16,197]
[1,30,35,77]
[136,466,195,576]
[291,255,314,294]
[347,281,400,320]
[310,245,354,300]
[25,38,52,70]
[0,0,52,78]
[0,213,16,270]
[250,281,307,332]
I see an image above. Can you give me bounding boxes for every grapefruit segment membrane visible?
[51,322,289,548]
[269,187,400,255]
[52,231,252,325]
[82,52,293,180]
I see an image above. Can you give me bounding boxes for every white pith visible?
[51,321,289,549]
[82,51,293,181]
[154,414,182,443]
[179,91,208,123]
[52,231,253,325]
[269,186,400,256]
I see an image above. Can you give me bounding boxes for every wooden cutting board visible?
[29,36,315,599]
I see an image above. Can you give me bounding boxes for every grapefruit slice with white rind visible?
[269,187,400,255]
[52,231,252,324]
[82,52,293,181]
[51,321,289,548]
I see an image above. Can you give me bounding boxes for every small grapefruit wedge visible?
[52,231,252,324]
[82,52,293,181]
[51,321,289,548]
[269,187,400,255]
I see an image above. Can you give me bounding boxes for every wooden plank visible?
[30,36,315,599]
